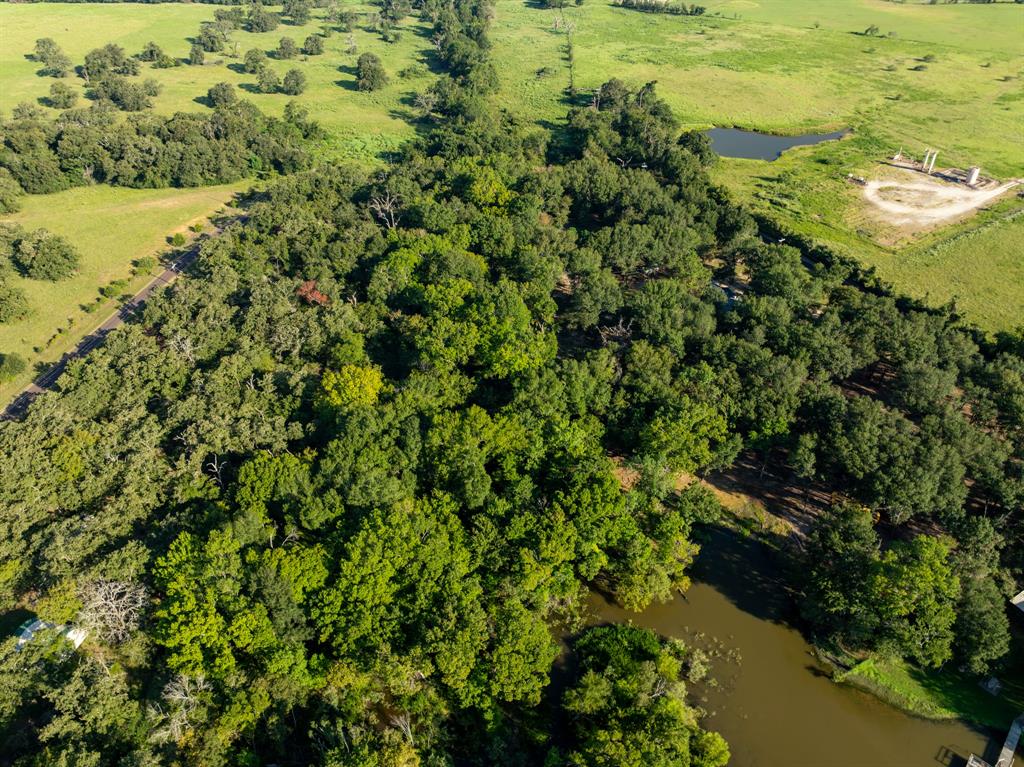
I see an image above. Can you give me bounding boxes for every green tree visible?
[33,37,72,77]
[283,0,313,25]
[559,625,729,767]
[11,229,80,281]
[356,52,388,91]
[0,281,29,323]
[277,37,298,59]
[802,504,880,643]
[46,81,78,109]
[243,47,267,74]
[0,169,22,214]
[257,66,282,94]
[302,34,324,55]
[207,81,237,107]
[872,536,960,668]
[247,5,280,33]
[0,352,27,382]
[282,68,307,95]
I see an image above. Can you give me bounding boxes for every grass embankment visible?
[0,182,246,403]
[837,655,1024,730]
[0,2,434,161]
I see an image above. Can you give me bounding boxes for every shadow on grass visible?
[907,664,1021,731]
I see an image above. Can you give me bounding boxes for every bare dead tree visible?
[598,317,633,345]
[390,711,415,746]
[369,190,401,229]
[170,332,195,364]
[414,90,437,115]
[206,454,225,487]
[78,579,148,645]
[152,674,211,743]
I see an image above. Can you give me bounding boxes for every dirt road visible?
[863,177,1020,227]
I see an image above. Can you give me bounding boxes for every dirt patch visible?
[863,170,1019,234]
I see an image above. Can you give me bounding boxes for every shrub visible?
[303,34,324,56]
[337,10,358,31]
[100,280,127,298]
[152,52,180,69]
[244,48,267,74]
[46,82,78,110]
[208,82,237,108]
[171,232,187,247]
[189,44,205,66]
[0,282,30,324]
[399,63,429,79]
[0,352,27,383]
[356,53,388,91]
[282,69,307,95]
[134,256,157,274]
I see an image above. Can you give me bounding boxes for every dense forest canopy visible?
[0,0,1022,764]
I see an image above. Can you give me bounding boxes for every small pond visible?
[705,127,848,160]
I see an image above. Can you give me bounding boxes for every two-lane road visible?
[1,239,204,421]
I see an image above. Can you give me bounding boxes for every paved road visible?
[1,242,203,421]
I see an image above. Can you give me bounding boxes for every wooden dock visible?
[997,715,1023,767]
[969,714,1023,767]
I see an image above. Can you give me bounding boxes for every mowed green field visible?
[0,2,435,160]
[0,182,246,401]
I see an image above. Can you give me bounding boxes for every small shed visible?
[15,619,86,651]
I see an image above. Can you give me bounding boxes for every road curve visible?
[1,239,205,421]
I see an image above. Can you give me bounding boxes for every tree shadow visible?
[690,524,800,628]
[226,62,248,75]
[0,608,33,637]
[238,82,262,94]
[336,64,359,91]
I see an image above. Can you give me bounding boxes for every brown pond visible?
[588,526,1001,767]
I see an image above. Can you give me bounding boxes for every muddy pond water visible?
[588,526,999,767]
[705,127,848,160]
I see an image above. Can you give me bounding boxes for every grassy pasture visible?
[0,2,435,160]
[487,0,1023,330]
[0,182,246,401]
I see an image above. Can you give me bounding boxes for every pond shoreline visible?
[587,523,1002,766]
